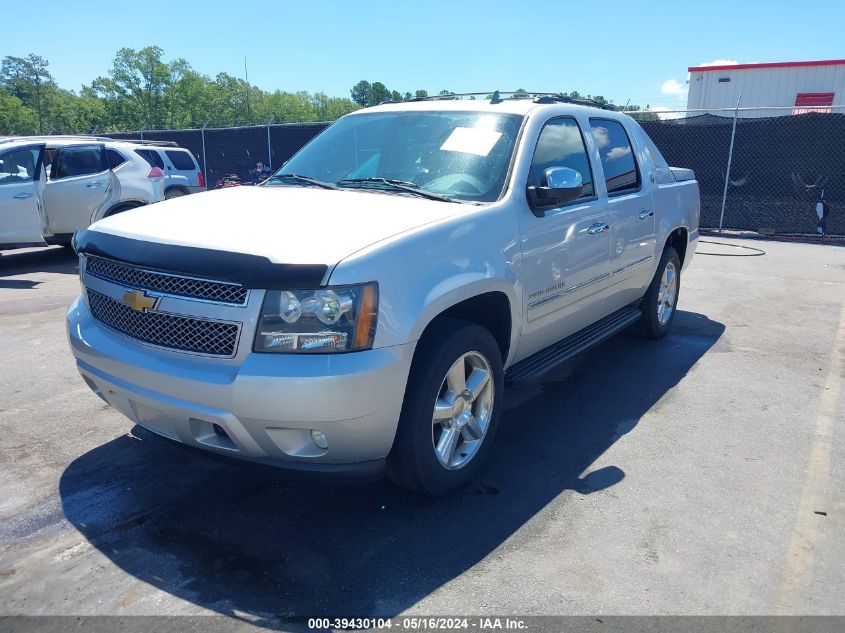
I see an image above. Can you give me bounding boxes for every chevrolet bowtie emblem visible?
[122,289,159,312]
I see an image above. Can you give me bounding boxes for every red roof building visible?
[686,59,845,117]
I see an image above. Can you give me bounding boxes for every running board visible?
[505,306,642,385]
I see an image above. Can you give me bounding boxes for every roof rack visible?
[409,92,501,102]
[0,134,101,144]
[0,135,179,147]
[530,93,617,110]
[108,138,180,147]
[407,91,617,110]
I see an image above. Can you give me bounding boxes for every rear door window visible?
[589,119,640,195]
[135,148,164,169]
[634,123,668,169]
[106,149,127,168]
[51,146,107,180]
[165,150,197,170]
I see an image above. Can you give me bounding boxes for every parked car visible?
[0,136,165,250]
[68,95,700,494]
[130,141,205,198]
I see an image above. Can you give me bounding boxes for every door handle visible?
[588,223,610,235]
[13,192,34,199]
[86,181,103,188]
[638,210,654,220]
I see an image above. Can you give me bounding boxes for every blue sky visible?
[6,0,845,109]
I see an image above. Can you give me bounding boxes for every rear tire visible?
[387,318,503,496]
[636,246,681,338]
[165,188,186,200]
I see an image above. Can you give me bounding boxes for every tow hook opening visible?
[190,418,238,452]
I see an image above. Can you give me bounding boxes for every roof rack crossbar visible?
[109,138,180,147]
[406,91,617,109]
[531,93,617,110]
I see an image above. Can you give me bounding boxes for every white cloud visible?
[661,79,688,101]
[646,106,684,121]
[606,146,632,160]
[591,125,609,149]
[534,123,586,163]
[652,60,761,114]
[697,59,740,67]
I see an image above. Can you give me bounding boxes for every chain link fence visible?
[627,106,845,236]
[111,122,330,189]
[110,106,845,236]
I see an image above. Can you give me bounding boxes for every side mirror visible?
[527,166,583,212]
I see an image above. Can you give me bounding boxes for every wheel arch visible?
[664,226,689,268]
[408,280,517,366]
[165,185,190,197]
[103,200,145,218]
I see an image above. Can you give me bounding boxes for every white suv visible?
[131,142,205,198]
[0,136,165,249]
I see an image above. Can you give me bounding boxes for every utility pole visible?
[244,57,251,123]
[201,120,209,190]
[33,66,43,135]
[718,92,742,233]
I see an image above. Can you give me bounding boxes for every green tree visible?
[0,49,419,134]
[312,92,359,120]
[370,82,391,105]
[89,46,175,129]
[1,54,54,133]
[0,90,38,134]
[351,80,372,107]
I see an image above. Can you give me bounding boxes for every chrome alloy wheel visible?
[431,351,495,470]
[657,261,678,325]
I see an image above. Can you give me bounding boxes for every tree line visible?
[0,48,363,134]
[0,46,654,135]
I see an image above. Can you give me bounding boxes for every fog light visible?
[311,429,329,449]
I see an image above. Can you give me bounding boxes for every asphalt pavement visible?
[0,238,843,627]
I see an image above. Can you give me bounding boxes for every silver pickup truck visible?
[68,94,700,495]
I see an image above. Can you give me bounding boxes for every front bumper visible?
[67,296,416,474]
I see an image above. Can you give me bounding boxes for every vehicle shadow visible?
[0,246,77,278]
[59,310,724,627]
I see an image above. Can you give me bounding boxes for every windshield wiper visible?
[265,173,339,190]
[339,177,420,188]
[337,177,458,203]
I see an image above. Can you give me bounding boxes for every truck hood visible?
[87,185,459,266]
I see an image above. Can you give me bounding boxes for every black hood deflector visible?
[74,229,328,289]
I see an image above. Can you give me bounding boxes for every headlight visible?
[254,283,378,354]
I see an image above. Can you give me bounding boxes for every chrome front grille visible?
[86,256,247,305]
[87,289,240,357]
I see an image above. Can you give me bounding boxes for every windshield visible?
[266,111,523,203]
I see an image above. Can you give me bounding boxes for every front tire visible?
[636,245,681,338]
[388,318,504,496]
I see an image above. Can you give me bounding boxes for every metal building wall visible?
[687,62,845,116]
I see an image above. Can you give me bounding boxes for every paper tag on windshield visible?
[440,127,502,157]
